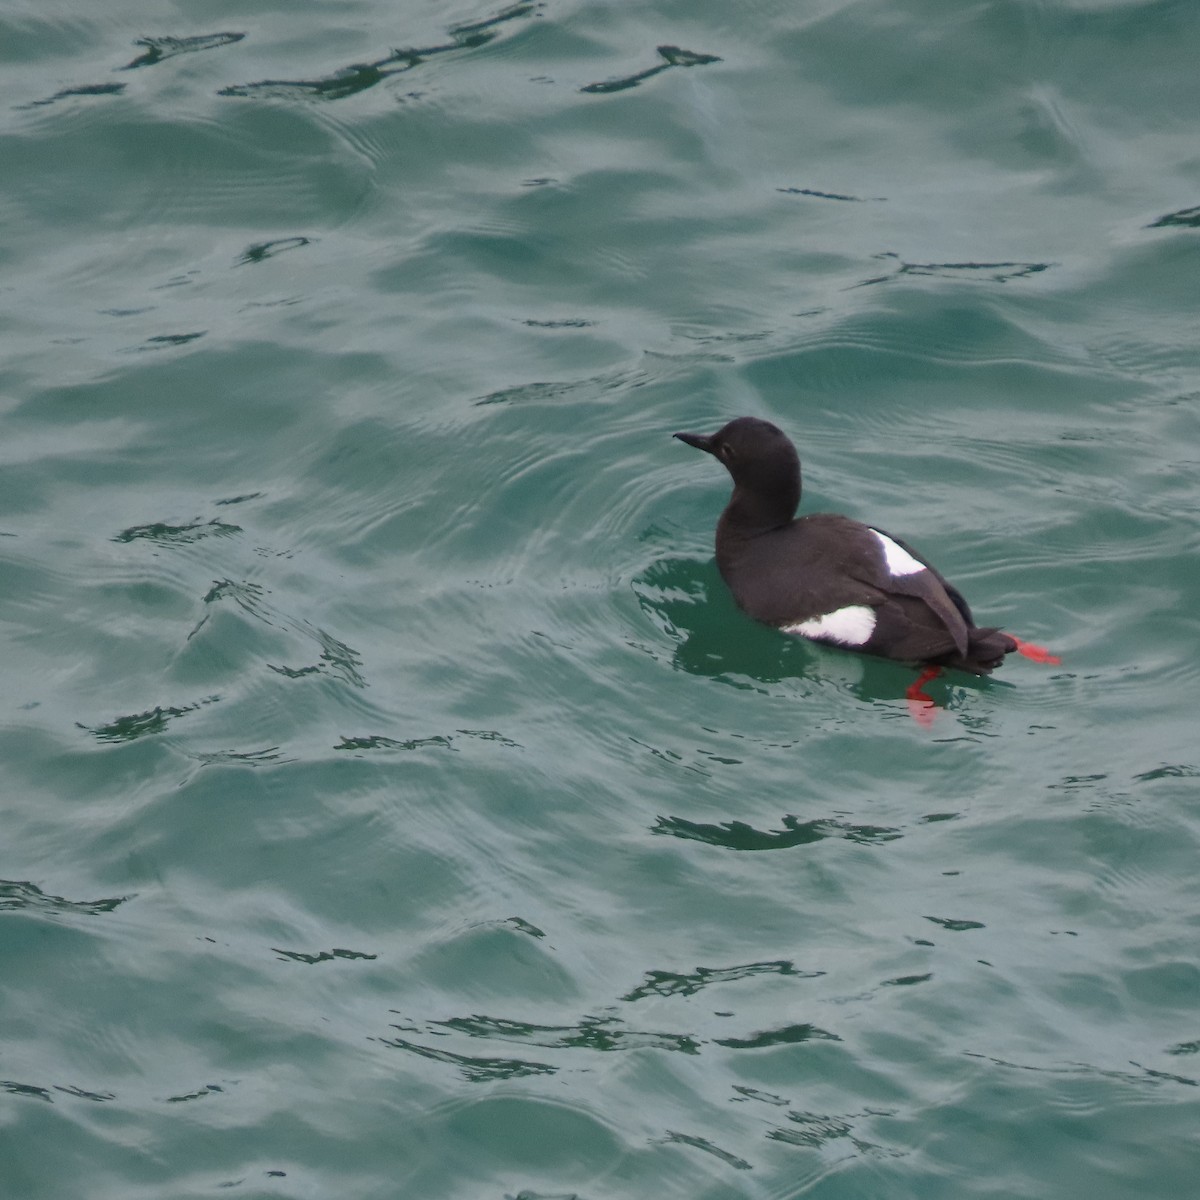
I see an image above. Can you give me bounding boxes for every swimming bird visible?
[674,416,1056,679]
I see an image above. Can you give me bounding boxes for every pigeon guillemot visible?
[674,416,1054,676]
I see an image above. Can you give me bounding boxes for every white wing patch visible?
[870,528,925,577]
[782,604,877,647]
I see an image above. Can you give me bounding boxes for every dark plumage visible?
[674,416,1017,675]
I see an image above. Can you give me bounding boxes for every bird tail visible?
[950,627,1018,675]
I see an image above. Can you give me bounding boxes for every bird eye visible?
[720,443,735,460]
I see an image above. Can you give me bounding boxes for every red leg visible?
[1010,635,1061,666]
[906,664,942,728]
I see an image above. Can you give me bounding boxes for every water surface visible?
[2,2,1198,1198]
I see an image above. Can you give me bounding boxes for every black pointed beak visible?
[674,430,716,453]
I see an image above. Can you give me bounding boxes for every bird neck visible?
[719,478,800,537]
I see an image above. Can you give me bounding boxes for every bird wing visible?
[723,515,972,660]
[719,514,881,625]
[846,524,970,659]
[867,525,976,626]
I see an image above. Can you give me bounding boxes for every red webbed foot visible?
[905,665,942,728]
[1010,636,1061,666]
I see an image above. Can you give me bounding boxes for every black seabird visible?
[674,416,1057,677]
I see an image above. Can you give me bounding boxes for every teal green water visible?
[3,2,1198,1197]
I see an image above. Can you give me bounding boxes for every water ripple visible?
[653,813,904,850]
[0,879,129,917]
[853,253,1056,289]
[1148,204,1200,229]
[220,2,541,102]
[581,45,721,95]
[621,959,822,1002]
[119,32,245,71]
